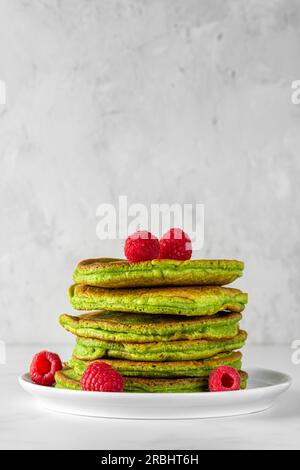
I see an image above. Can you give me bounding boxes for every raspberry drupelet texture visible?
[81,361,124,392]
[30,351,62,386]
[209,366,241,392]
[124,230,160,262]
[159,228,192,261]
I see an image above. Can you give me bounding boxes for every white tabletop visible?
[0,344,299,450]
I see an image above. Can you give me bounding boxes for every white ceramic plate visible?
[19,368,291,419]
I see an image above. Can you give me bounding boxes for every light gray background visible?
[1,0,300,345]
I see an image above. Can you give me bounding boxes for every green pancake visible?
[66,351,243,378]
[69,285,248,317]
[72,330,247,362]
[59,311,242,343]
[55,368,248,393]
[73,258,244,288]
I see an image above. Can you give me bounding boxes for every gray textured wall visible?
[1,0,300,344]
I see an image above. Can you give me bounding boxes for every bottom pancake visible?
[55,368,248,393]
[66,351,243,378]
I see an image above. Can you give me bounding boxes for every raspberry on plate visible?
[209,366,241,392]
[30,351,62,386]
[81,361,124,392]
[124,230,160,262]
[159,228,192,260]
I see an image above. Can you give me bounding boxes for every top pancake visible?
[73,258,244,288]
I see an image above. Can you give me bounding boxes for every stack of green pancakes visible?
[56,258,248,393]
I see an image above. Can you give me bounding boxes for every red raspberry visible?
[159,228,192,260]
[209,366,241,392]
[81,361,124,392]
[30,351,62,386]
[124,230,160,262]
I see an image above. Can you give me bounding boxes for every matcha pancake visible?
[60,311,242,343]
[72,330,247,362]
[55,368,248,393]
[69,285,248,317]
[66,351,243,378]
[73,258,244,288]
